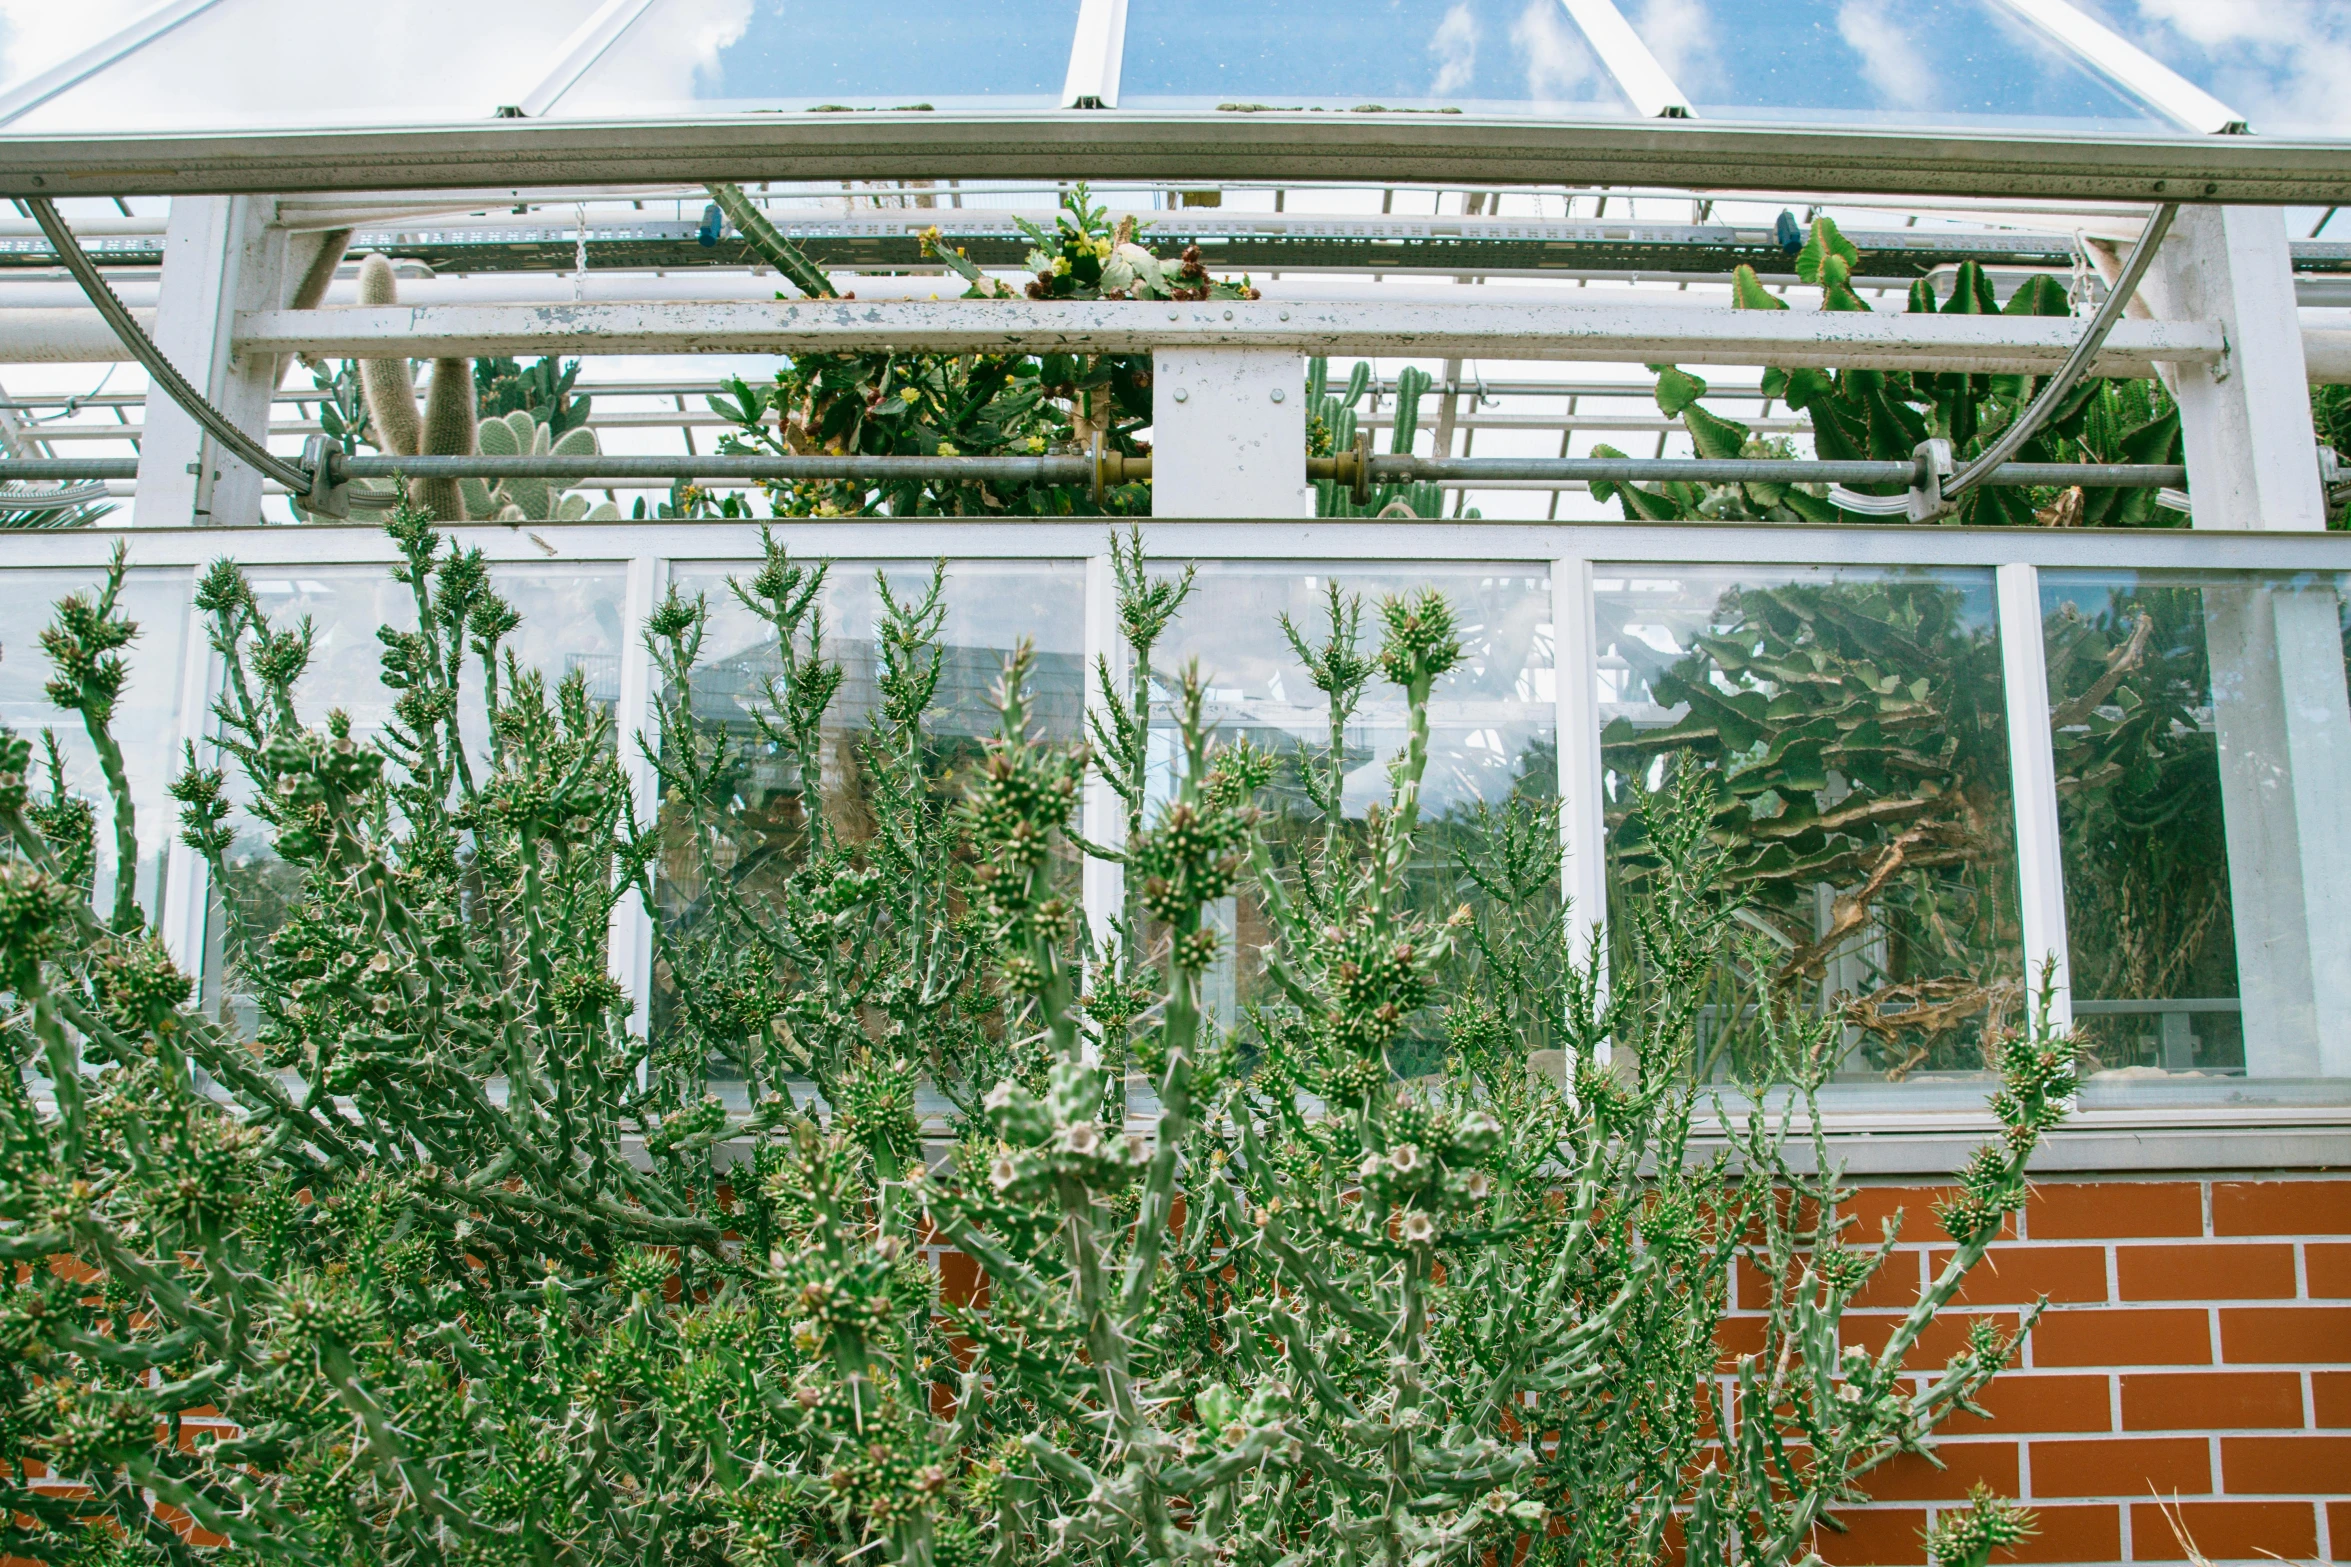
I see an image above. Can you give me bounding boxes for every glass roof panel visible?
[9,0,603,131]
[0,0,164,98]
[1626,0,2169,131]
[1116,0,1628,116]
[2068,0,2351,138]
[553,0,1077,114]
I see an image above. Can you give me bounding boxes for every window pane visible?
[0,567,191,926]
[204,564,630,1033]
[10,0,602,131]
[0,0,164,97]
[1117,0,1626,115]
[2043,569,2351,1088]
[1595,564,2020,1089]
[1150,562,1558,1071]
[652,559,1085,1106]
[555,0,1077,115]
[2069,0,2346,139]
[1623,0,2168,131]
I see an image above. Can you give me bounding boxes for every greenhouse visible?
[0,2,2346,1565]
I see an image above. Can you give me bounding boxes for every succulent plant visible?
[459,407,622,522]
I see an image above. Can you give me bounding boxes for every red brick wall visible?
[1751,1176,2351,1565]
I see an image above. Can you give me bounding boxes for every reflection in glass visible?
[0,567,191,926]
[1151,563,1557,1069]
[204,565,629,1033]
[1595,565,2019,1084]
[556,0,1074,115]
[10,0,603,131]
[652,560,1084,1102]
[1118,0,1624,114]
[1623,0,2165,130]
[2043,570,2351,1083]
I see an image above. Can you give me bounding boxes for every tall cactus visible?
[353,252,476,521]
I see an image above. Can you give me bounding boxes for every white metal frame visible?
[1556,0,1690,120]
[1985,0,2247,136]
[516,0,664,118]
[1061,0,1128,109]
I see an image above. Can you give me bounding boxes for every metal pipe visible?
[0,453,2190,488]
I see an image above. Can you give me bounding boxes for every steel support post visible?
[134,198,337,527]
[1148,348,1310,517]
[2146,206,2351,1076]
[1996,562,2073,1037]
[611,554,664,1065]
[1553,555,1608,1047]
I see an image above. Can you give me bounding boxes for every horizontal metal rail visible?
[5,215,2340,283]
[4,113,2351,202]
[0,453,2188,489]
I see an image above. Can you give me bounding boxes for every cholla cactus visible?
[0,518,2068,1567]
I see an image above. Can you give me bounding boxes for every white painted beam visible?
[1061,0,1127,108]
[515,0,659,118]
[0,0,226,128]
[1149,348,1309,516]
[223,298,2230,375]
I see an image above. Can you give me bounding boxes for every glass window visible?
[0,566,191,927]
[1117,0,1626,115]
[8,0,602,131]
[1594,564,2020,1093]
[2042,569,2351,1092]
[1622,0,2168,131]
[203,564,630,1033]
[652,559,1085,1106]
[1149,562,1558,1068]
[2069,0,2347,139]
[554,0,1078,115]
[0,0,165,100]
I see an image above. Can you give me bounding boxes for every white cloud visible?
[1835,0,1937,111]
[2086,0,2351,134]
[1511,0,1601,105]
[1429,2,1480,97]
[1630,0,1720,101]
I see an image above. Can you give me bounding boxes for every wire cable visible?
[26,196,317,496]
[1942,202,2178,502]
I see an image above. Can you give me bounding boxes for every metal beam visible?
[1557,0,1689,119]
[223,297,2231,374]
[1061,0,1127,109]
[5,113,2351,202]
[515,0,660,119]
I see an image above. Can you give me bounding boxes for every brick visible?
[2213,1180,2351,1237]
[1811,1506,1930,1565]
[2025,1182,2203,1241]
[2032,1308,2211,1368]
[1717,1313,1768,1368]
[2329,1502,2351,1561]
[1841,1185,2010,1248]
[1843,1310,2021,1372]
[2121,1371,2304,1431]
[2219,1306,2351,1365]
[1930,1246,2110,1306]
[2317,1370,2351,1427]
[2218,1434,2351,1494]
[2308,1241,2351,1299]
[935,1250,987,1309]
[1865,1442,2019,1502]
[2028,1435,2209,1498]
[1943,1374,2113,1435]
[1983,1502,2121,1565]
[2117,1243,2298,1302]
[2127,1500,2316,1562]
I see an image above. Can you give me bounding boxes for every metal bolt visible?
[1224,310,1234,320]
[1278,310,1290,321]
[1270,388,1285,403]
[1173,388,1189,403]
[1169,311,1179,320]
